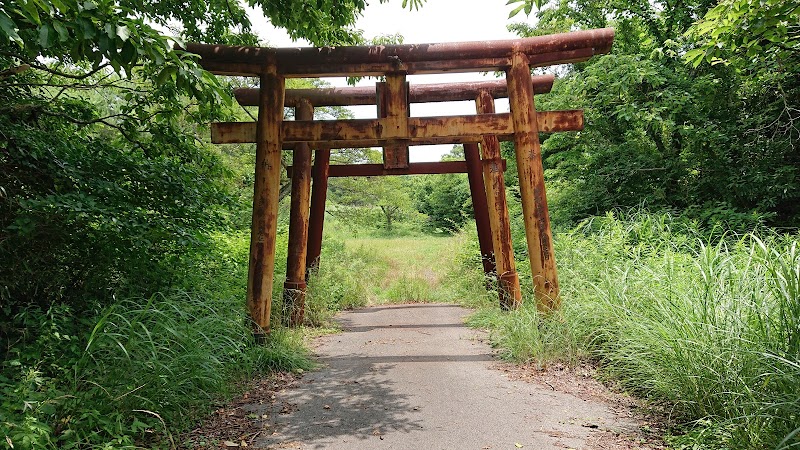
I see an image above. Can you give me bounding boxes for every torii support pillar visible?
[283,99,313,326]
[248,65,285,341]
[306,146,331,276]
[463,142,497,283]
[476,90,521,309]
[507,50,559,311]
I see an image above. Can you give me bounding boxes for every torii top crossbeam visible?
[185,28,614,77]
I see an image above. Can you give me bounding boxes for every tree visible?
[0,0,427,373]
[502,0,799,228]
[0,0,430,314]
[412,146,472,232]
[685,0,800,70]
[324,148,416,232]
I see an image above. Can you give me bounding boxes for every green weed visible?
[0,230,313,449]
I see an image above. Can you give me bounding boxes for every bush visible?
[0,231,312,449]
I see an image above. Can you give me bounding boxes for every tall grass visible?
[1,231,313,449]
[306,231,463,311]
[303,239,382,326]
[456,210,800,449]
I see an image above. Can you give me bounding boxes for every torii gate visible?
[186,28,614,340]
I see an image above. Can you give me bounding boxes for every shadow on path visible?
[252,303,641,450]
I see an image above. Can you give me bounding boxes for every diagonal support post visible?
[306,146,331,277]
[464,142,497,284]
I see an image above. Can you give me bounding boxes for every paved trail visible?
[251,304,640,449]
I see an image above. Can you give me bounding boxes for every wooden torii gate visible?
[186,28,614,339]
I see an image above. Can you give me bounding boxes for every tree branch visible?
[27,61,112,80]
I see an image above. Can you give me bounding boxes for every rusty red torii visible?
[228,74,561,314]
[186,28,615,340]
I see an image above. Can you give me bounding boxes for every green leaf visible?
[116,24,130,41]
[21,0,43,25]
[31,0,54,15]
[52,20,69,42]
[120,40,137,64]
[38,23,55,48]
[0,10,22,44]
[98,34,109,54]
[683,48,706,67]
[508,3,526,18]
[156,65,177,84]
[50,0,68,12]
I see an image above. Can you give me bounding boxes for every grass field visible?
[343,235,462,304]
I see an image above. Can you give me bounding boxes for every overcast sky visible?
[250,0,541,161]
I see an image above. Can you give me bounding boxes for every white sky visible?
[249,0,540,162]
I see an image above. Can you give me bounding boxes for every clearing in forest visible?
[346,235,460,304]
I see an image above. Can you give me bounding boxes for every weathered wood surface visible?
[200,28,614,329]
[210,111,584,145]
[234,75,555,107]
[464,142,497,282]
[184,28,614,77]
[286,160,507,178]
[476,90,521,309]
[507,51,560,311]
[305,148,330,276]
[284,100,313,327]
[378,75,410,169]
[247,65,284,339]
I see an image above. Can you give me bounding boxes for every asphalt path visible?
[251,304,639,449]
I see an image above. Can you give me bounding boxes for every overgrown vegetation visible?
[2,0,798,448]
[312,209,800,449]
[0,229,316,448]
[506,0,799,227]
[461,211,800,449]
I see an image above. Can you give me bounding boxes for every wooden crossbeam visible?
[210,111,584,145]
[184,29,614,77]
[234,75,555,107]
[286,160,507,178]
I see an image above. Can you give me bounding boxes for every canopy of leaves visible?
[506,0,799,230]
[685,0,800,70]
[0,0,424,313]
